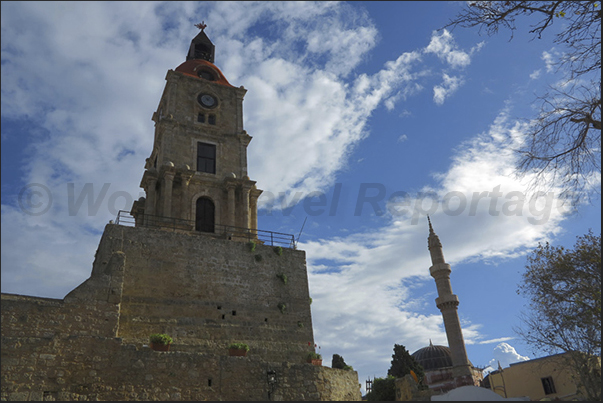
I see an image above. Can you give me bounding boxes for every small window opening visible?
[232,310,236,316]
[197,113,205,123]
[208,378,213,387]
[541,376,556,395]
[208,114,216,125]
[198,70,215,81]
[194,44,212,61]
[197,142,216,174]
[264,318,268,322]
[217,305,222,310]
[221,314,225,320]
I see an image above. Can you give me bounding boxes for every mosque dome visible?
[411,341,453,371]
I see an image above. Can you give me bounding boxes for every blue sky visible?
[2,1,600,393]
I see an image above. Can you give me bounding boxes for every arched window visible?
[195,197,215,233]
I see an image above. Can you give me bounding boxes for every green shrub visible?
[247,241,256,252]
[297,321,304,328]
[307,351,322,360]
[366,376,396,401]
[149,333,173,345]
[228,342,250,352]
[273,246,283,256]
[276,273,288,284]
[277,302,286,313]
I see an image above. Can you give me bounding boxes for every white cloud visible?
[477,337,516,345]
[483,342,530,374]
[398,134,408,143]
[424,29,479,69]
[433,73,464,105]
[398,109,412,118]
[529,69,541,80]
[541,49,559,73]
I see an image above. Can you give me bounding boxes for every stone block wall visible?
[2,223,360,400]
[93,224,315,362]
[2,333,361,401]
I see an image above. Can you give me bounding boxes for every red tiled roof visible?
[174,59,234,87]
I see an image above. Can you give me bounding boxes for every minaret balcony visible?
[435,294,459,310]
[429,262,451,277]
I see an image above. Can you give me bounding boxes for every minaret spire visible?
[427,217,474,386]
[427,216,445,265]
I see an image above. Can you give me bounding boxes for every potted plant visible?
[306,351,322,366]
[149,333,173,351]
[228,342,249,357]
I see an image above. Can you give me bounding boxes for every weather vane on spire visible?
[195,21,207,31]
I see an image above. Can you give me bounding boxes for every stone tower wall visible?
[80,224,315,363]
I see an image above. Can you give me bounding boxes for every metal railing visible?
[115,210,296,249]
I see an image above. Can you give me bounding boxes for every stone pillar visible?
[238,132,252,179]
[250,188,263,231]
[162,170,175,218]
[235,87,247,133]
[226,182,236,229]
[180,170,193,222]
[241,185,251,230]
[145,175,158,217]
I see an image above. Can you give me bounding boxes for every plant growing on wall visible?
[149,333,173,351]
[149,333,173,345]
[227,342,250,352]
[306,350,323,366]
[228,342,250,357]
[247,241,256,252]
[307,351,322,360]
[273,246,283,256]
[277,302,286,314]
[276,273,288,284]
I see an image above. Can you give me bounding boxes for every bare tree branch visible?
[445,1,601,205]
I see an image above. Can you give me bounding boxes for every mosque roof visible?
[412,340,454,371]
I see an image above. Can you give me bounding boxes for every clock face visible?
[198,93,217,108]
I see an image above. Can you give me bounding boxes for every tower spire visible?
[427,216,444,265]
[427,218,474,385]
[187,22,215,62]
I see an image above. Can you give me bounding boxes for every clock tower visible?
[131,24,262,237]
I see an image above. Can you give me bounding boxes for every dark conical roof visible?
[411,342,453,371]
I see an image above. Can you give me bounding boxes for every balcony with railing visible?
[114,210,296,249]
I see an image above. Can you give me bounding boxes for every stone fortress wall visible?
[1,224,361,401]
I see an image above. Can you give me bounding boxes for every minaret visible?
[427,217,474,384]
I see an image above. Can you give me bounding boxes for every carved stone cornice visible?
[140,169,159,189]
[250,188,263,199]
[238,130,252,146]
